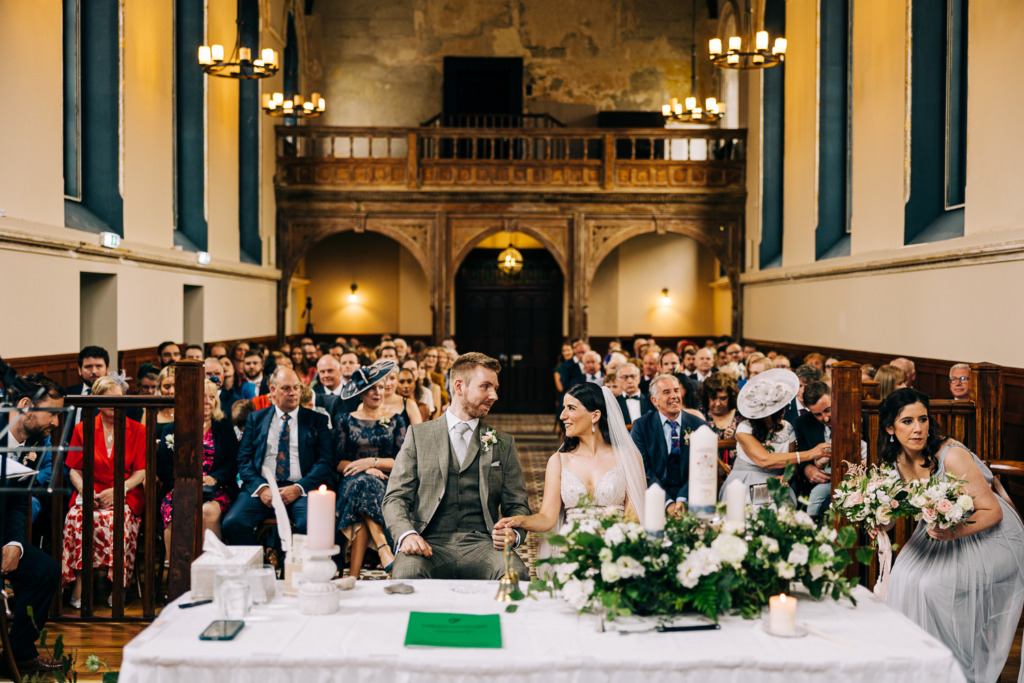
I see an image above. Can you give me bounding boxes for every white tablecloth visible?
[120,581,966,683]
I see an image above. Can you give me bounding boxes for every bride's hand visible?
[495,516,522,530]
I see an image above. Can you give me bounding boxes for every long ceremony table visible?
[119,580,966,683]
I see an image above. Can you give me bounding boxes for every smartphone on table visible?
[199,620,245,641]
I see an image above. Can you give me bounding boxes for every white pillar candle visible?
[688,425,718,517]
[645,483,666,533]
[769,593,797,634]
[306,485,336,551]
[726,479,747,528]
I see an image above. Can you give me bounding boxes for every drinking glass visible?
[218,579,251,619]
[248,567,277,606]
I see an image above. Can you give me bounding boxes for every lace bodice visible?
[561,464,626,522]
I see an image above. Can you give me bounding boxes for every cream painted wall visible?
[0,3,64,228]
[303,232,430,335]
[589,234,716,337]
[123,0,175,247]
[206,1,241,263]
[964,0,1024,236]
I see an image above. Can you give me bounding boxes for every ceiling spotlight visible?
[348,283,358,303]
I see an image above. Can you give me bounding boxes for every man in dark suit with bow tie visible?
[0,374,63,675]
[630,374,706,515]
[615,363,650,428]
[383,352,531,580]
[65,346,108,426]
[222,367,334,545]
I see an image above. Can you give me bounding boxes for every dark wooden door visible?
[455,248,562,414]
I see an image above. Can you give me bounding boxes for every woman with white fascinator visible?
[495,382,647,540]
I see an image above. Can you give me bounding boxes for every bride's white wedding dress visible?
[559,457,626,531]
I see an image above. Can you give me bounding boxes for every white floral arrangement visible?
[481,428,501,453]
[906,472,974,532]
[163,434,174,450]
[377,415,391,427]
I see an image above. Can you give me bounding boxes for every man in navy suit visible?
[222,367,335,546]
[0,375,63,674]
[65,346,109,426]
[558,339,587,392]
[630,374,706,515]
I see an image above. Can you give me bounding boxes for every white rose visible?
[598,547,613,563]
[721,520,746,536]
[875,506,892,526]
[711,534,748,565]
[809,563,825,580]
[761,537,780,554]
[909,494,928,508]
[554,562,579,583]
[677,561,701,588]
[817,544,834,559]
[561,578,594,610]
[787,543,809,566]
[601,561,622,583]
[623,522,644,541]
[794,511,815,528]
[604,524,626,546]
[615,555,646,579]
[946,506,963,523]
[775,561,796,580]
[956,495,973,512]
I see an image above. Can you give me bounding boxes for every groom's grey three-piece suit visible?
[382,416,530,579]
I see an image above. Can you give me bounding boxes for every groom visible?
[383,352,530,579]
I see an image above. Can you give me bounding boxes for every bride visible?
[495,382,647,536]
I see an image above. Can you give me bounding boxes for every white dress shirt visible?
[445,411,479,465]
[323,383,344,397]
[254,406,305,496]
[622,393,643,422]
[658,411,687,506]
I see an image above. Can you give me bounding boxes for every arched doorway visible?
[454,233,563,413]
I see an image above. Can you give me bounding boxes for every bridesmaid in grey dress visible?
[879,389,1024,683]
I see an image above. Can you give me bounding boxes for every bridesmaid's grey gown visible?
[886,443,1024,683]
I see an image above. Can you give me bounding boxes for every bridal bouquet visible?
[830,464,914,528]
[533,470,857,622]
[905,472,974,532]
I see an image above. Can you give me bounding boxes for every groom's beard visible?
[462,395,494,419]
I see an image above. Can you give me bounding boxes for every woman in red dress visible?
[62,374,146,609]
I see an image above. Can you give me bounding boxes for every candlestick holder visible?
[298,545,340,615]
[494,532,520,602]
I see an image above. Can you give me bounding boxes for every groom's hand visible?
[492,524,518,550]
[400,534,433,558]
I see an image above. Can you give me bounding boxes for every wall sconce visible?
[661,288,671,305]
[348,283,358,303]
[196,251,211,266]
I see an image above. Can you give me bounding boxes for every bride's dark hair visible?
[558,382,612,453]
[878,387,946,472]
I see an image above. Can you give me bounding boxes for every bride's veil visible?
[601,386,647,527]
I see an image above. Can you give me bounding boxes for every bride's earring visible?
[889,434,894,443]
[591,423,596,434]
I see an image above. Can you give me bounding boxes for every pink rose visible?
[922,508,937,523]
[848,492,864,506]
[936,499,953,515]
[890,500,899,509]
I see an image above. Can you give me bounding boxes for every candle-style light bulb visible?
[685,96,697,111]
[317,97,326,111]
[211,44,224,62]
[662,104,671,116]
[774,37,787,54]
[198,45,212,65]
[674,101,683,115]
[756,31,769,51]
[272,92,284,106]
[727,53,739,65]
[262,48,275,65]
[706,97,717,111]
[728,36,741,51]
[709,38,722,55]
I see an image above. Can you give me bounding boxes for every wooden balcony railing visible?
[276,125,746,193]
[419,112,565,128]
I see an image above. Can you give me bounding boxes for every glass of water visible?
[218,579,251,619]
[248,567,277,606]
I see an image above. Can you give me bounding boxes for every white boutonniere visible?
[164,434,175,450]
[683,428,693,446]
[481,429,501,453]
[377,415,391,427]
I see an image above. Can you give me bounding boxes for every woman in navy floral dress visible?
[335,361,406,578]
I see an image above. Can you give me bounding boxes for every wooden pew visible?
[830,361,1003,589]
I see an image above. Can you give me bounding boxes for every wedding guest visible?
[394,338,408,361]
[0,375,62,674]
[157,341,181,368]
[880,389,1024,683]
[310,354,346,422]
[890,357,916,387]
[603,339,623,365]
[209,343,228,359]
[299,383,333,429]
[230,400,254,440]
[135,364,159,396]
[421,347,450,406]
[773,355,792,369]
[659,351,681,376]
[678,375,705,419]
[229,341,250,379]
[747,356,771,379]
[376,343,399,362]
[380,368,422,425]
[615,363,650,428]
[630,374,706,514]
[742,344,757,360]
[1,375,63,523]
[803,352,826,373]
[66,346,109,425]
[239,350,269,399]
[558,340,586,392]
[184,345,204,361]
[792,381,835,516]
[874,364,906,400]
[701,372,741,466]
[719,369,829,505]
[725,344,744,378]
[270,350,293,372]
[692,348,715,384]
[334,361,407,578]
[62,374,147,608]
[222,368,335,546]
[948,363,971,400]
[142,366,175,428]
[157,380,237,560]
[396,368,430,423]
[785,364,822,425]
[383,353,531,580]
[402,359,435,418]
[604,371,620,397]
[582,351,604,385]
[218,357,242,410]
[861,364,877,382]
[553,343,573,396]
[638,351,660,394]
[495,382,647,541]
[604,352,628,377]
[289,346,306,376]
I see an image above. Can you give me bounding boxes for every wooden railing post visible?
[971,363,1003,461]
[81,407,95,617]
[167,360,204,601]
[830,361,863,582]
[407,132,419,189]
[602,134,615,190]
[111,409,126,618]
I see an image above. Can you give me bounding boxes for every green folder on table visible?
[404,612,502,648]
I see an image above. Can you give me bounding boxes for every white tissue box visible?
[190,546,263,600]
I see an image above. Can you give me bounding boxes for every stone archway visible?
[275,215,434,341]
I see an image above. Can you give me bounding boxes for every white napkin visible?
[202,528,232,559]
[261,466,293,554]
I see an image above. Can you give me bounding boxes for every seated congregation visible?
[0,335,1016,681]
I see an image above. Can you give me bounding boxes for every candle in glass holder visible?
[306,485,336,551]
[769,593,797,634]
[645,483,666,534]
